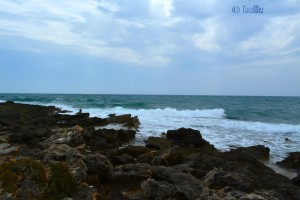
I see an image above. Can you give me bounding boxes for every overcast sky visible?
[0,0,299,96]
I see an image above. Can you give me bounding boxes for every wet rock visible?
[166,128,210,147]
[228,145,270,160]
[83,153,113,178]
[0,143,19,156]
[277,152,300,171]
[170,173,203,200]
[109,163,152,183]
[141,178,178,199]
[112,145,150,158]
[106,114,140,129]
[137,152,156,164]
[40,125,84,148]
[43,144,80,162]
[151,146,182,166]
[111,154,136,165]
[292,174,300,187]
[145,136,172,150]
[203,169,254,192]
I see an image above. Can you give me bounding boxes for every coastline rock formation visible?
[0,102,299,200]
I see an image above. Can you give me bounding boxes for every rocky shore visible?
[0,101,299,200]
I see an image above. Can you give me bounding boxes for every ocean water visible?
[1,93,300,163]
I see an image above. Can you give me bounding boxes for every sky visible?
[0,0,299,96]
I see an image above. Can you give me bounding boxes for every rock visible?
[111,154,136,165]
[228,145,270,160]
[0,135,9,143]
[0,143,19,156]
[145,136,172,150]
[112,145,150,158]
[203,169,254,192]
[68,159,88,182]
[40,126,84,148]
[0,193,14,200]
[43,144,80,162]
[137,152,156,164]
[151,146,182,166]
[71,183,101,200]
[292,174,300,187]
[277,152,300,171]
[151,166,176,182]
[141,178,178,199]
[106,114,140,129]
[166,128,210,147]
[109,163,152,183]
[170,173,203,200]
[83,153,113,178]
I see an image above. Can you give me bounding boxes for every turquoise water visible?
[1,93,300,162]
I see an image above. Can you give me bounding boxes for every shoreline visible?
[0,101,299,199]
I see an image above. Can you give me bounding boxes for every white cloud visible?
[238,14,300,54]
[149,0,174,18]
[192,18,223,51]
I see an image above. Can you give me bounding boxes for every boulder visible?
[137,152,156,164]
[151,146,182,166]
[39,125,84,148]
[112,145,150,158]
[228,145,270,160]
[111,154,136,165]
[106,114,140,129]
[145,136,172,150]
[141,178,178,199]
[109,163,152,183]
[292,174,300,187]
[170,173,203,200]
[166,128,209,147]
[277,152,300,171]
[43,144,80,162]
[83,153,113,178]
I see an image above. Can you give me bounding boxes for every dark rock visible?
[112,145,150,158]
[277,152,300,171]
[0,143,19,156]
[84,153,113,178]
[106,114,140,129]
[141,178,178,199]
[109,163,152,183]
[151,146,182,166]
[170,173,203,200]
[151,166,176,182]
[166,128,210,147]
[292,174,300,187]
[137,152,156,164]
[145,136,172,150]
[203,169,254,192]
[228,145,270,160]
[111,154,136,165]
[68,158,88,182]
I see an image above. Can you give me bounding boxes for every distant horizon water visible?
[1,93,300,166]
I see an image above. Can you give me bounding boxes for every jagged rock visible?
[112,145,150,158]
[43,144,80,162]
[83,129,136,151]
[170,173,203,200]
[166,128,211,147]
[292,174,300,186]
[228,145,270,160]
[0,143,19,156]
[106,114,140,129]
[203,169,254,192]
[137,152,156,164]
[109,163,152,183]
[277,152,300,171]
[141,178,178,199]
[83,153,113,178]
[68,159,88,182]
[151,146,182,166]
[111,154,136,165]
[40,125,84,148]
[145,136,172,150]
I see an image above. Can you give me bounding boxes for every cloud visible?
[237,14,300,54]
[149,0,174,18]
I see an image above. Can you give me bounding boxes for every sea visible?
[1,93,299,170]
